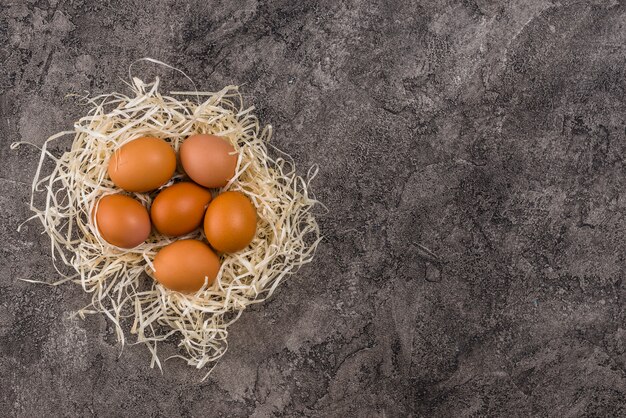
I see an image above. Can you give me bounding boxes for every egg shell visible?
[180,134,238,188]
[108,136,176,192]
[152,240,220,293]
[94,194,151,249]
[204,191,257,253]
[151,182,212,237]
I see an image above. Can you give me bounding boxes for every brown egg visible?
[94,194,151,249]
[204,191,257,253]
[108,136,176,192]
[152,240,220,293]
[151,182,212,237]
[180,134,238,188]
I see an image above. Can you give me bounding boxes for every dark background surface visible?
[3,0,626,416]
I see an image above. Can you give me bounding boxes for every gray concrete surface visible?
[3,0,626,416]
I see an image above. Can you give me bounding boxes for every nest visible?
[13,72,320,376]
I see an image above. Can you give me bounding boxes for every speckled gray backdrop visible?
[2,0,626,416]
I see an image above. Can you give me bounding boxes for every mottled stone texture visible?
[2,0,626,416]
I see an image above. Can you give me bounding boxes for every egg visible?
[108,136,176,192]
[152,240,220,293]
[150,182,212,236]
[94,194,151,248]
[180,134,238,188]
[204,191,257,253]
